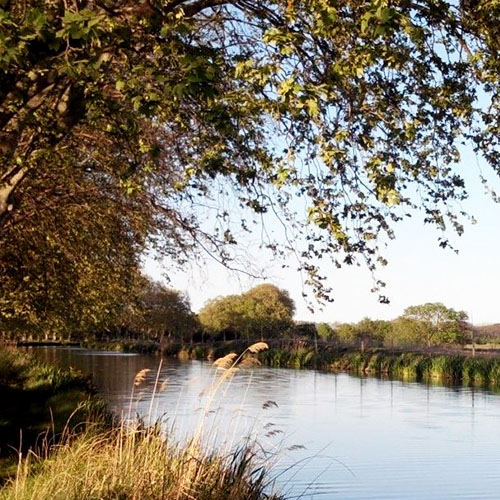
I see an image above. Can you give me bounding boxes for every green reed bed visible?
[157,339,500,390]
[462,357,494,386]
[258,346,500,389]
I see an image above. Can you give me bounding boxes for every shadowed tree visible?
[3,0,500,335]
[0,159,145,341]
[199,284,295,340]
[121,277,199,345]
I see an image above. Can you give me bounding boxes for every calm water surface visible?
[31,347,500,499]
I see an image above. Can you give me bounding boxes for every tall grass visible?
[0,423,281,500]
[1,342,283,500]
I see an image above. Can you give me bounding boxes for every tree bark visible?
[0,166,27,229]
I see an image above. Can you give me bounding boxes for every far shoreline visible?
[24,338,500,392]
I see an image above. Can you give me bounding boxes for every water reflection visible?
[30,347,500,500]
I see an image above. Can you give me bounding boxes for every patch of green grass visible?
[462,358,493,386]
[364,353,382,375]
[427,356,463,382]
[0,346,105,482]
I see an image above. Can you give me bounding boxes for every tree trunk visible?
[0,166,27,229]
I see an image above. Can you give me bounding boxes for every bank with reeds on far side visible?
[258,343,500,389]
[166,339,500,390]
[28,335,500,390]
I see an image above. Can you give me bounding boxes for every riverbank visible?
[22,337,500,389]
[262,346,500,388]
[168,340,500,389]
[0,346,104,481]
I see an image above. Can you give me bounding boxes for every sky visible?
[143,147,500,326]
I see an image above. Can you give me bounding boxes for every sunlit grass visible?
[0,423,281,500]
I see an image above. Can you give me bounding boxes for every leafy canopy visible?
[119,276,199,342]
[198,284,295,339]
[400,302,469,345]
[2,0,500,332]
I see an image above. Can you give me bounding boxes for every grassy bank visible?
[0,346,105,480]
[83,338,160,354]
[168,340,500,389]
[258,345,500,388]
[47,336,500,389]
[0,423,281,500]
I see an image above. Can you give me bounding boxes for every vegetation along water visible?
[4,2,500,499]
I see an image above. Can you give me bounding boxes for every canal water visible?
[31,346,500,499]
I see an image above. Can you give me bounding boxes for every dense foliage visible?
[336,317,391,350]
[118,276,199,344]
[398,302,469,346]
[2,0,500,336]
[199,284,295,340]
[0,166,144,341]
[329,303,469,348]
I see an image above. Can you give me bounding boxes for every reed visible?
[1,342,283,500]
[462,358,494,386]
[0,422,281,500]
[426,356,462,382]
[257,345,500,389]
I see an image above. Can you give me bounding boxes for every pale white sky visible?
[144,148,500,326]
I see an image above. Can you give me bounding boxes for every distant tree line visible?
[316,303,470,350]
[2,274,491,351]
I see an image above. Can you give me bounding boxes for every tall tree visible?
[121,277,199,344]
[198,294,244,341]
[242,284,295,338]
[402,302,469,346]
[0,157,145,341]
[198,284,295,340]
[2,0,500,320]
